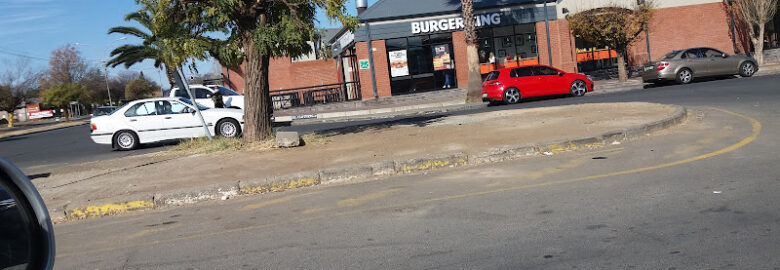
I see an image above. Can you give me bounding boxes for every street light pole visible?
[102,37,127,106]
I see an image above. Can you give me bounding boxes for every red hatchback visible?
[481,65,593,104]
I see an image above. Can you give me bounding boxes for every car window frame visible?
[681,49,701,59]
[123,101,158,117]
[533,66,559,76]
[703,48,725,58]
[157,100,192,115]
[216,86,240,96]
[512,67,534,78]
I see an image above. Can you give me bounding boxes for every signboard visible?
[359,59,370,70]
[411,13,501,34]
[26,103,40,113]
[433,45,453,71]
[388,50,409,77]
[28,110,54,120]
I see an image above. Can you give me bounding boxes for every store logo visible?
[411,13,501,34]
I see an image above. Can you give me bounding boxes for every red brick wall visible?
[222,57,340,93]
[452,31,469,88]
[536,20,579,73]
[356,40,392,99]
[627,2,737,65]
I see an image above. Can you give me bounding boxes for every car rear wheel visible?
[739,62,756,77]
[676,68,693,84]
[114,131,138,151]
[216,119,242,138]
[570,80,588,97]
[503,88,521,104]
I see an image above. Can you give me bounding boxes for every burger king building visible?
[224,0,743,103]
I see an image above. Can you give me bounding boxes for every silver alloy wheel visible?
[679,69,692,84]
[742,62,755,76]
[571,80,587,96]
[117,132,135,149]
[504,88,520,104]
[219,121,238,138]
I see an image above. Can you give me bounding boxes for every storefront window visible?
[575,37,617,72]
[386,33,456,95]
[477,23,538,75]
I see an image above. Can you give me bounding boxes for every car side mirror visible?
[559,72,565,77]
[0,158,56,270]
[722,53,728,58]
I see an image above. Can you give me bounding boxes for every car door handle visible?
[129,119,137,122]
[165,117,172,119]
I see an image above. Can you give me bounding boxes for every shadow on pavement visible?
[643,75,738,89]
[319,114,450,136]
[0,136,28,143]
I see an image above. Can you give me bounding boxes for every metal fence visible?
[270,81,360,110]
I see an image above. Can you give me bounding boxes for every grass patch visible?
[173,137,246,155]
[301,133,331,145]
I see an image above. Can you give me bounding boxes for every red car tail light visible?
[90,123,97,131]
[488,81,502,86]
[656,62,670,71]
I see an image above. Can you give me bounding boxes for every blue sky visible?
[0,0,378,89]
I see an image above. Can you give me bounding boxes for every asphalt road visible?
[52,74,780,269]
[2,74,777,175]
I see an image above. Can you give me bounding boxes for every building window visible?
[477,23,538,75]
[385,33,457,95]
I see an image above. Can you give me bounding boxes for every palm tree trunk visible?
[462,0,483,103]
[162,64,177,87]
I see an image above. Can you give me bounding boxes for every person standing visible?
[211,87,225,108]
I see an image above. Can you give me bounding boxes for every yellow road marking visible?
[337,187,404,208]
[55,107,761,259]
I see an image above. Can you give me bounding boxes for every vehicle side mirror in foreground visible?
[0,158,55,270]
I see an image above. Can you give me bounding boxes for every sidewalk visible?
[36,102,686,222]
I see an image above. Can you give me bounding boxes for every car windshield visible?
[178,98,210,110]
[216,86,240,96]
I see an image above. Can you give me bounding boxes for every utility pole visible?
[102,37,127,106]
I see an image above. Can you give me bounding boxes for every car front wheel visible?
[739,62,756,77]
[503,88,521,104]
[570,80,588,97]
[114,130,138,151]
[216,119,242,138]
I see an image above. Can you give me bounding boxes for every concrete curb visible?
[56,105,687,222]
[277,102,488,125]
[0,120,89,140]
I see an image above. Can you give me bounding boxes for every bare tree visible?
[734,0,778,65]
[39,44,89,90]
[0,57,42,127]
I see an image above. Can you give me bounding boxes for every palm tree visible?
[461,0,483,103]
[106,1,217,86]
[106,9,177,86]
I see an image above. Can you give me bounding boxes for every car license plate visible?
[482,93,487,98]
[644,66,653,71]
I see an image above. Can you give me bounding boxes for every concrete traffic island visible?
[36,102,686,222]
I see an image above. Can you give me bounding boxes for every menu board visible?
[433,44,453,71]
[388,50,409,77]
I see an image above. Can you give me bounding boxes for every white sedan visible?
[90,97,244,150]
